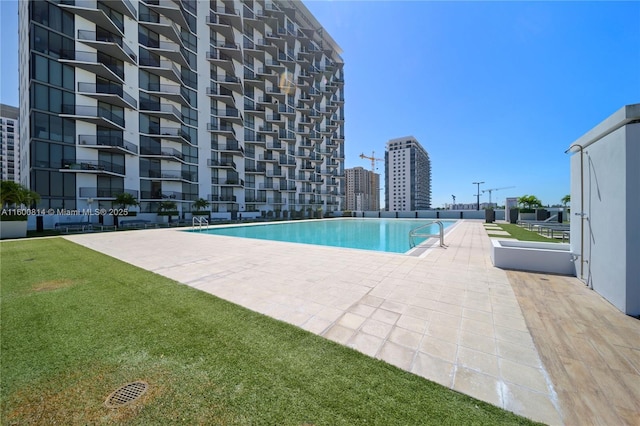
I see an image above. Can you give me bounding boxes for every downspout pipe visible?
[565,143,585,280]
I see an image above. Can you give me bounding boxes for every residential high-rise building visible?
[345,166,379,211]
[18,0,345,218]
[384,136,431,211]
[0,104,20,183]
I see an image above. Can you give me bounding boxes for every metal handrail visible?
[409,220,445,248]
[192,216,209,231]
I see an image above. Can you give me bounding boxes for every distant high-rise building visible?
[345,166,379,211]
[0,104,20,183]
[385,136,431,211]
[18,0,345,216]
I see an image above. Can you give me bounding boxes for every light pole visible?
[472,181,484,210]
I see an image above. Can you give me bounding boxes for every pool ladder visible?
[192,216,208,231]
[409,220,446,248]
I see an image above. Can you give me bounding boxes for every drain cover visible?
[105,381,148,408]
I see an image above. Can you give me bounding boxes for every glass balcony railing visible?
[61,104,125,127]
[78,134,137,154]
[77,82,136,108]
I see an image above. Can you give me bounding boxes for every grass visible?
[485,223,563,243]
[1,238,540,425]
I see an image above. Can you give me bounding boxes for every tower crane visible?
[359,151,384,171]
[481,186,516,204]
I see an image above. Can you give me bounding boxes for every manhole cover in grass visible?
[105,381,148,408]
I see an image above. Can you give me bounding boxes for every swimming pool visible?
[191,218,456,254]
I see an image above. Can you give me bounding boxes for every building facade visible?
[0,104,20,183]
[18,0,345,218]
[384,136,431,211]
[345,166,379,211]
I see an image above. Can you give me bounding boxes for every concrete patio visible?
[65,220,640,425]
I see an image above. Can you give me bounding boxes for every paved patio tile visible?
[65,220,618,424]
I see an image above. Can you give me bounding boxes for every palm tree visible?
[158,200,178,223]
[517,194,542,210]
[113,192,139,210]
[561,194,570,208]
[1,181,40,209]
[192,198,209,212]
[112,192,139,227]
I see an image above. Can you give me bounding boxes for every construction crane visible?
[482,186,516,204]
[359,151,384,171]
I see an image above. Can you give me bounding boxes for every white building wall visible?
[569,104,640,316]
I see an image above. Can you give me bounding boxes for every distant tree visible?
[517,195,542,210]
[561,194,571,207]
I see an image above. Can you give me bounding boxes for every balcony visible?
[58,1,133,33]
[207,159,236,169]
[77,30,136,64]
[211,107,242,124]
[265,113,284,123]
[211,5,242,28]
[212,142,244,154]
[60,159,125,176]
[266,169,286,178]
[259,181,279,190]
[143,169,197,183]
[139,101,182,123]
[207,121,236,137]
[140,147,185,163]
[266,141,285,151]
[243,100,266,117]
[138,12,182,44]
[279,155,296,167]
[244,165,266,174]
[143,0,188,29]
[207,85,237,107]
[256,38,277,56]
[243,68,264,88]
[296,102,311,113]
[212,177,244,187]
[77,82,136,109]
[141,83,191,107]
[244,131,266,145]
[212,40,242,62]
[256,67,279,83]
[278,129,295,141]
[278,104,296,116]
[78,134,137,155]
[142,126,192,145]
[139,38,188,68]
[265,85,286,102]
[206,13,235,39]
[78,187,138,199]
[140,190,184,200]
[139,56,182,84]
[268,198,286,205]
[60,105,125,130]
[258,153,278,162]
[59,50,124,83]
[209,194,237,203]
[211,74,243,93]
[243,36,264,59]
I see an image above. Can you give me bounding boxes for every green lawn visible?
[486,223,563,243]
[1,238,539,425]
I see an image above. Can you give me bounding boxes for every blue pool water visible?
[191,218,456,254]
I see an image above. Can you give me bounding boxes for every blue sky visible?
[2,1,639,208]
